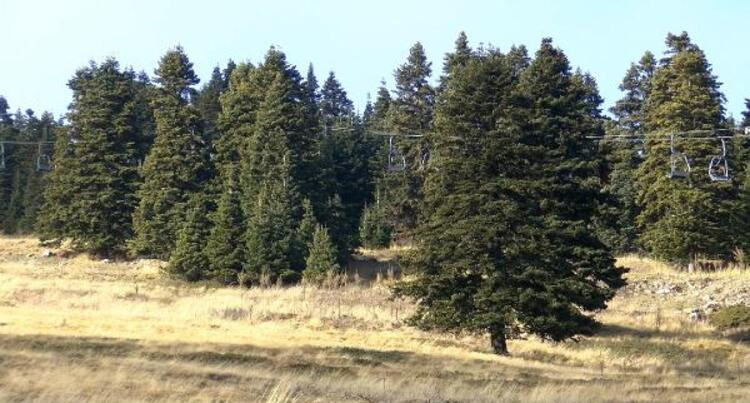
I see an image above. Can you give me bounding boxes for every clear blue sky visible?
[1,0,748,121]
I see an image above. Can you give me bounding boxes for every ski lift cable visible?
[586,128,750,142]
[0,140,56,145]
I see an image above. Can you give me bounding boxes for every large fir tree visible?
[38,59,137,254]
[318,72,373,263]
[168,194,211,281]
[597,51,657,253]
[205,167,245,284]
[396,39,625,355]
[131,47,210,259]
[636,32,732,263]
[382,42,435,237]
[741,99,750,128]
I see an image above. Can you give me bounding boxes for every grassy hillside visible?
[1,236,749,402]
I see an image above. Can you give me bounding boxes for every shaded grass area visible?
[1,332,749,403]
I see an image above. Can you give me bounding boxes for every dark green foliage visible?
[610,52,656,133]
[439,31,472,91]
[2,169,23,233]
[36,59,139,255]
[195,66,225,145]
[595,52,657,254]
[395,39,625,355]
[205,169,245,284]
[742,99,750,128]
[709,305,750,330]
[215,62,257,180]
[369,80,391,130]
[359,200,392,249]
[636,32,731,263]
[321,72,353,125]
[238,49,308,211]
[295,198,317,263]
[167,194,211,281]
[318,72,374,263]
[1,109,56,235]
[381,42,435,237]
[131,47,211,259]
[303,224,339,284]
[132,72,156,163]
[244,181,296,285]
[0,96,11,125]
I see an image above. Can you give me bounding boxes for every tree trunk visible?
[490,327,508,355]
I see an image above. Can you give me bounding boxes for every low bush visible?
[709,305,750,330]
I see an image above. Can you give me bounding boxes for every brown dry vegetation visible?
[1,237,750,402]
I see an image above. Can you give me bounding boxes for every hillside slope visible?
[1,237,749,402]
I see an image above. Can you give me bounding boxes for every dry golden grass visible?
[1,237,750,402]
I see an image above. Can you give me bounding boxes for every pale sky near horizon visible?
[1,0,748,121]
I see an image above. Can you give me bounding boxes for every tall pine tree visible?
[131,47,210,259]
[396,39,625,355]
[382,42,435,237]
[38,59,137,254]
[636,32,731,264]
[596,51,656,253]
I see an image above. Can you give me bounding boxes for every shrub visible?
[303,225,339,284]
[709,305,750,330]
[359,203,392,249]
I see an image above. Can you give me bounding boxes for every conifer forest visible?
[3,25,750,402]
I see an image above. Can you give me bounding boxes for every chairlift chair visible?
[36,143,51,172]
[708,138,730,182]
[387,136,406,172]
[667,134,690,179]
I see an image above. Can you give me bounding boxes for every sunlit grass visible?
[1,236,750,402]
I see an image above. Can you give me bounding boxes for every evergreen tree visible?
[2,169,23,233]
[2,110,38,234]
[382,42,435,236]
[439,31,472,91]
[196,66,225,145]
[205,168,245,284]
[302,64,320,111]
[362,94,374,128]
[36,59,137,254]
[359,199,392,249]
[0,96,11,126]
[303,224,339,284]
[506,45,531,78]
[396,40,625,355]
[35,126,73,239]
[610,52,656,133]
[167,194,211,281]
[222,60,237,90]
[18,112,55,233]
[215,62,257,180]
[318,72,373,263]
[238,49,315,281]
[131,71,156,164]
[742,99,750,128]
[0,97,14,227]
[321,71,353,125]
[244,181,297,285]
[595,52,656,254]
[295,198,318,262]
[370,80,391,130]
[636,32,730,263]
[131,47,210,259]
